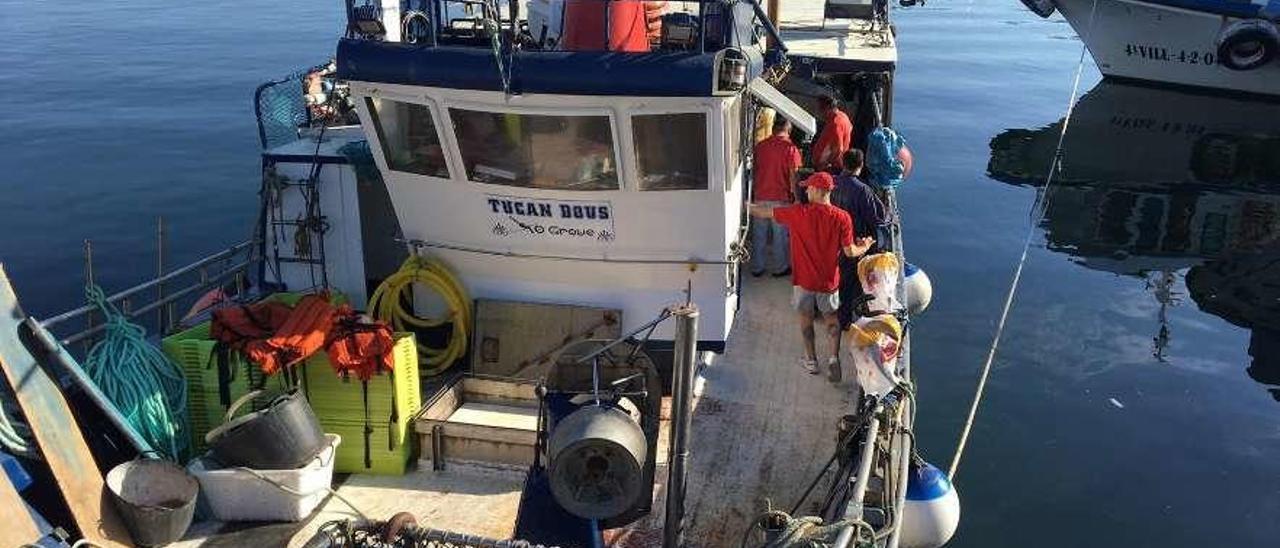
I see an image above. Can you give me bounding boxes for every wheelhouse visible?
[336,0,816,354]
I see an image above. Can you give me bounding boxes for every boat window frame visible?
[361,93,456,181]
[441,100,627,192]
[625,105,716,193]
[723,95,746,193]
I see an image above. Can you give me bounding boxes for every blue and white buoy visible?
[904,262,933,316]
[901,460,960,548]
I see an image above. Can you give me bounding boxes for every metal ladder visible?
[263,153,331,293]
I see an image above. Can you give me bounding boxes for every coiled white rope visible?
[947,0,1100,481]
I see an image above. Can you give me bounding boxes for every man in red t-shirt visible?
[747,172,874,382]
[811,95,853,173]
[750,117,803,276]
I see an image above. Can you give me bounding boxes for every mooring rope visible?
[82,284,190,460]
[0,384,36,459]
[947,0,1101,481]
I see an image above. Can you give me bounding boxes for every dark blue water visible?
[3,1,1277,546]
[0,1,343,317]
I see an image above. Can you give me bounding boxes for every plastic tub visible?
[206,389,326,470]
[187,434,340,522]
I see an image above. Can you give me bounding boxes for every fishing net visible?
[312,519,554,548]
[255,62,359,150]
[256,70,311,150]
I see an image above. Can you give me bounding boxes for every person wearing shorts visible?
[747,172,874,383]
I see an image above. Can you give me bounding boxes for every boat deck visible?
[681,274,857,544]
[177,274,854,546]
[778,1,897,69]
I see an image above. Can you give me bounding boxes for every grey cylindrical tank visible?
[547,404,648,520]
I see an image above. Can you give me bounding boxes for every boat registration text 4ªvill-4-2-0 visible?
[1124,43,1218,66]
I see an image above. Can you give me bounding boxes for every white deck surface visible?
[778,1,897,64]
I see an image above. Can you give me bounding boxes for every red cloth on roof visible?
[812,109,853,171]
[562,0,652,52]
[753,134,803,202]
[773,203,854,293]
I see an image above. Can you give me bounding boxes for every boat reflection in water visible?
[988,81,1280,400]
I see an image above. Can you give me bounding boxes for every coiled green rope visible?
[82,285,189,460]
[0,384,36,459]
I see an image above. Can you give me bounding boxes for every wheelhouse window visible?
[449,108,619,191]
[365,98,450,178]
[632,112,708,191]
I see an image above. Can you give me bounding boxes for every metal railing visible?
[41,233,259,349]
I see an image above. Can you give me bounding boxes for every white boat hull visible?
[1055,0,1280,96]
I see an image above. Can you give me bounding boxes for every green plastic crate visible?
[160,292,346,452]
[299,333,420,423]
[320,417,413,475]
[161,322,264,453]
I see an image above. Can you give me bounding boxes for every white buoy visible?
[901,461,960,548]
[904,262,933,316]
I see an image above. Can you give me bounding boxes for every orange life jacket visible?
[210,301,293,345]
[253,294,338,376]
[325,309,396,382]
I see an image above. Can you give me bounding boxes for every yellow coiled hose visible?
[368,255,471,376]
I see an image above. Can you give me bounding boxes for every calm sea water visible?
[2,1,1277,546]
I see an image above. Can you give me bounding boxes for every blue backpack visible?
[867,127,908,189]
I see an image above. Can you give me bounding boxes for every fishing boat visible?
[1020,0,1280,96]
[1,1,953,547]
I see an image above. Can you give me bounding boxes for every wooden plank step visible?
[0,472,41,546]
[416,402,539,469]
[0,265,133,548]
[446,402,538,431]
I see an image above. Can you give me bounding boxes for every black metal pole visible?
[664,304,698,548]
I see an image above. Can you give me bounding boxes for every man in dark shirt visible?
[831,149,889,328]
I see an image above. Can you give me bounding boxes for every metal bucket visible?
[105,459,198,547]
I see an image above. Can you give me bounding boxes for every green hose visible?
[82,285,190,460]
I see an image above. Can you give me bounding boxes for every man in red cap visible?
[747,172,875,382]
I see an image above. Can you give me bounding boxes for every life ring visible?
[1216,19,1280,71]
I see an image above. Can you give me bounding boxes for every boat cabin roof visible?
[338,0,769,97]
